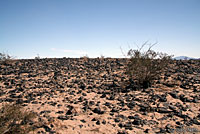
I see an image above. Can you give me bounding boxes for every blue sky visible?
[0,0,200,58]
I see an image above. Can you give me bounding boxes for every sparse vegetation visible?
[35,54,40,59]
[0,52,12,61]
[0,52,14,64]
[0,103,36,134]
[126,43,173,89]
[81,55,89,62]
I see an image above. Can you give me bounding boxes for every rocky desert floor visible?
[0,58,200,134]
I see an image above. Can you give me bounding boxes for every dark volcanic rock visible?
[132,119,143,125]
[80,119,86,123]
[57,115,69,120]
[157,107,172,113]
[127,101,136,109]
[169,91,179,99]
[42,125,52,132]
[159,93,168,102]
[132,115,143,125]
[0,58,200,134]
[96,120,100,125]
[92,107,104,114]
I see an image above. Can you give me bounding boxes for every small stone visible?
[80,119,86,123]
[91,118,96,121]
[157,107,172,113]
[111,108,118,112]
[89,101,95,105]
[56,111,64,114]
[128,116,134,119]
[102,120,106,124]
[57,115,69,120]
[100,93,106,98]
[82,93,87,96]
[96,120,100,125]
[144,129,150,133]
[43,125,51,132]
[79,125,83,128]
[114,118,120,122]
[93,107,104,114]
[66,109,72,115]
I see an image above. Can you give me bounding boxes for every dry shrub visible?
[126,43,173,89]
[0,52,14,65]
[81,55,89,62]
[0,52,12,61]
[0,103,36,134]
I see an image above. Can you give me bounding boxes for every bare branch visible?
[120,46,127,58]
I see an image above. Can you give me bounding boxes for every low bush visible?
[0,103,36,134]
[126,43,173,89]
[0,52,15,65]
[0,52,12,61]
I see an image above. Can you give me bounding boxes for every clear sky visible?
[0,0,200,59]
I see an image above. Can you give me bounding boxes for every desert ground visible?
[0,58,200,134]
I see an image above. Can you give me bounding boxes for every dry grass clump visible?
[126,43,173,89]
[0,103,36,134]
